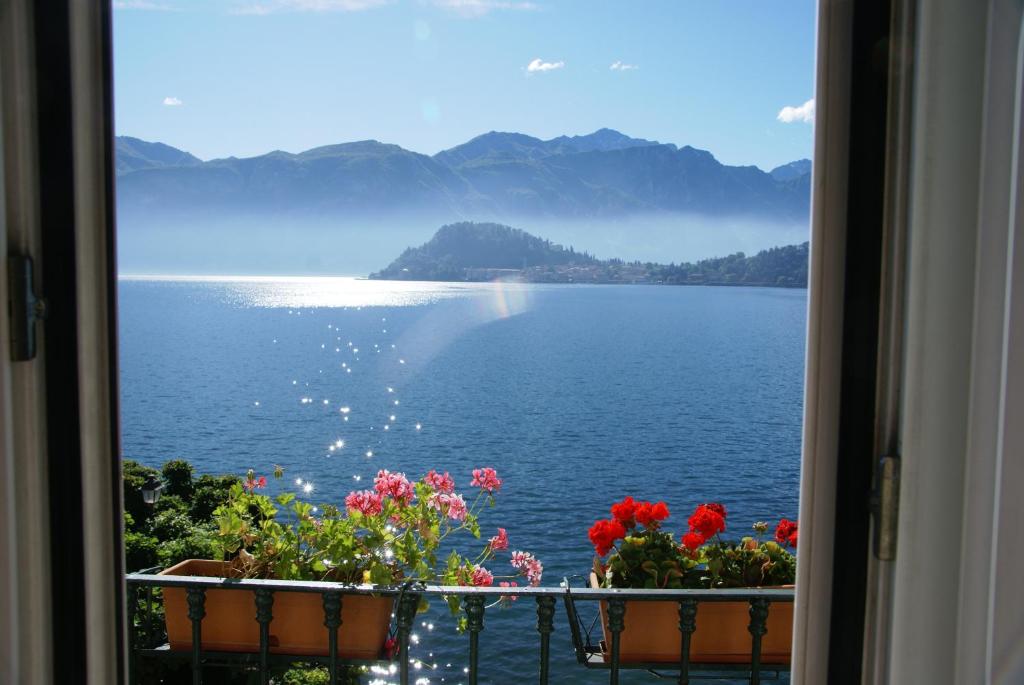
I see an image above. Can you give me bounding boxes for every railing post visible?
[396,590,419,685]
[535,595,556,685]
[465,594,486,685]
[144,585,155,648]
[254,589,274,685]
[747,598,770,685]
[186,587,206,685]
[127,586,137,685]
[606,598,626,685]
[677,598,698,685]
[322,591,342,685]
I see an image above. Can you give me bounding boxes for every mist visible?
[116,209,809,277]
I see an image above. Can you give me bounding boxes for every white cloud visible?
[609,61,638,71]
[777,98,815,124]
[431,0,538,17]
[526,58,564,73]
[162,97,183,106]
[233,0,390,14]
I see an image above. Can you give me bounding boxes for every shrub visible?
[162,459,194,500]
[149,510,196,542]
[281,665,330,685]
[156,526,220,567]
[191,475,240,522]
[125,528,159,571]
[122,460,160,526]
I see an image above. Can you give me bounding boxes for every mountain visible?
[371,221,808,288]
[115,136,201,174]
[114,130,812,221]
[370,221,597,280]
[117,139,473,213]
[433,128,660,167]
[769,159,812,182]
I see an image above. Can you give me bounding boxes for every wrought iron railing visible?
[126,570,794,685]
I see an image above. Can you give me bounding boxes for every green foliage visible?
[156,526,220,567]
[701,538,797,589]
[122,458,234,571]
[149,510,197,541]
[601,530,697,589]
[124,526,159,571]
[281,665,330,685]
[162,459,194,499]
[190,474,241,522]
[122,460,161,527]
[651,243,809,287]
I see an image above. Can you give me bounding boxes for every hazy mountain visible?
[115,130,811,221]
[769,159,812,182]
[115,136,201,174]
[117,140,475,214]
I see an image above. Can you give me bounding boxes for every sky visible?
[112,1,817,172]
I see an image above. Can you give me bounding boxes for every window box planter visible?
[590,574,793,664]
[160,559,393,659]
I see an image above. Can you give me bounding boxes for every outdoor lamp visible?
[141,475,164,505]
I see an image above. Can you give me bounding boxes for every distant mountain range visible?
[371,221,808,288]
[115,129,811,221]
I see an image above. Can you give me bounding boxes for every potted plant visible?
[587,497,797,664]
[161,466,542,659]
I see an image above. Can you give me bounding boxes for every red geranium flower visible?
[588,518,626,557]
[635,501,670,527]
[701,502,727,519]
[610,496,637,526]
[681,531,706,551]
[688,504,726,538]
[775,518,798,546]
[384,636,399,660]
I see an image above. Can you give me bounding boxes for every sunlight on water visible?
[118,275,535,309]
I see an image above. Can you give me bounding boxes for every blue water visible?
[119,278,805,684]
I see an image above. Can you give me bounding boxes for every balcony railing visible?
[126,570,794,685]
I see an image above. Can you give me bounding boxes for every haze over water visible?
[119,276,805,684]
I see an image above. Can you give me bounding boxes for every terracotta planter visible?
[160,560,393,659]
[591,574,793,665]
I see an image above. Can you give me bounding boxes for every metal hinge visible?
[7,255,47,362]
[870,454,901,560]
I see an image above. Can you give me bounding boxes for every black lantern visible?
[141,475,164,505]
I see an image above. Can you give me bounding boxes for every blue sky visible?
[113,0,816,171]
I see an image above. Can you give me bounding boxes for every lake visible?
[119,277,806,684]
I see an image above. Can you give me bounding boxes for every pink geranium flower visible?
[470,565,494,587]
[243,475,267,492]
[345,490,383,516]
[374,469,415,505]
[488,528,509,551]
[471,467,502,493]
[425,470,455,494]
[510,550,543,586]
[428,492,468,521]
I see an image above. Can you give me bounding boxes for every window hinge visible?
[7,255,47,362]
[870,454,901,560]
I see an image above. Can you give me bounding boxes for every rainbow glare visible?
[480,277,532,320]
